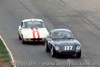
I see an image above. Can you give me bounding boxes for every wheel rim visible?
[51,48,53,56]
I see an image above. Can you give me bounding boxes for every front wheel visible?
[22,38,26,44]
[51,47,57,57]
[76,51,81,58]
[45,42,50,52]
[19,34,22,40]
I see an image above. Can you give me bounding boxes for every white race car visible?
[18,19,49,44]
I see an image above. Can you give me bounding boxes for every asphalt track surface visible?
[0,0,100,67]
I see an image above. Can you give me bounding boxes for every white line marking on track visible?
[0,35,16,67]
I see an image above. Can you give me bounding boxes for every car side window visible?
[21,22,26,28]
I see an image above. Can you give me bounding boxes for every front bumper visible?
[24,38,46,42]
[56,50,81,55]
[60,51,76,55]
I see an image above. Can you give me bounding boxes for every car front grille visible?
[31,38,42,40]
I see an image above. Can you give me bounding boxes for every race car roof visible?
[22,19,44,22]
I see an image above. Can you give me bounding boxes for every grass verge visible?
[0,39,11,62]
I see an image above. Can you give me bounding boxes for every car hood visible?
[51,39,80,46]
[22,28,49,38]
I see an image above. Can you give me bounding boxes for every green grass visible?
[0,39,11,62]
[0,54,9,58]
[3,56,11,62]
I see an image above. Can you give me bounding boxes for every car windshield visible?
[51,30,74,39]
[23,21,44,28]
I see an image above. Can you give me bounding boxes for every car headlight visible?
[55,46,60,51]
[76,46,81,51]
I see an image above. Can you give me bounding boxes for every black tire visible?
[51,47,57,57]
[19,34,22,40]
[22,38,26,44]
[76,51,81,58]
[45,42,50,52]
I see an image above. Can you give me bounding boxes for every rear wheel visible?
[76,51,81,58]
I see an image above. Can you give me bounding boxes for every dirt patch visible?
[0,58,12,67]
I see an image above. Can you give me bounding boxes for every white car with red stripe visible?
[18,19,49,44]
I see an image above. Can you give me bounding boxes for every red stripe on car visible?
[30,19,32,21]
[31,28,36,38]
[34,19,37,21]
[36,28,40,38]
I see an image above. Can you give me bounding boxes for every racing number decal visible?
[65,46,73,50]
